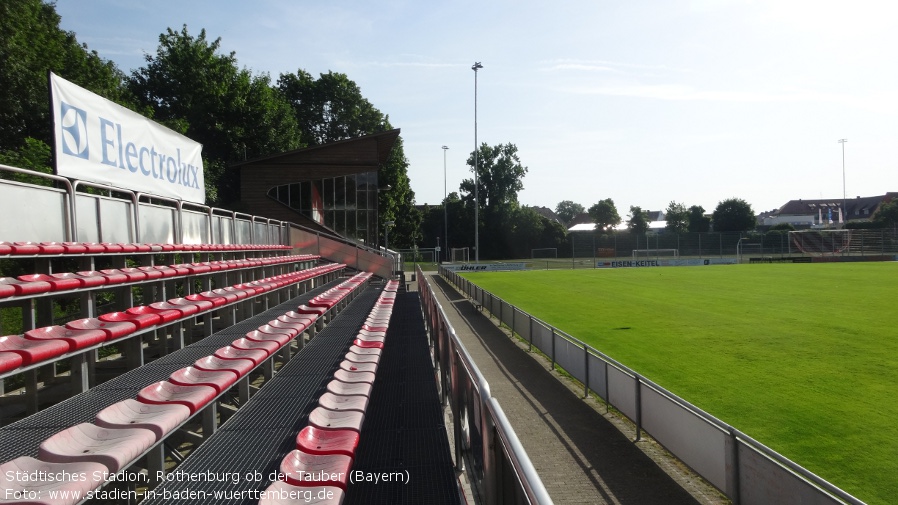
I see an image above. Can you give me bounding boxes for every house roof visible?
[775,193,897,219]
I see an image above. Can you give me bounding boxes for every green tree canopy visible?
[872,200,898,228]
[665,201,689,233]
[687,205,711,233]
[129,25,300,205]
[627,205,650,234]
[278,70,387,146]
[712,198,756,232]
[460,143,527,209]
[0,0,131,154]
[589,198,621,233]
[555,200,585,226]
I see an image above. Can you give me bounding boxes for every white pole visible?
[442,145,449,263]
[472,62,483,263]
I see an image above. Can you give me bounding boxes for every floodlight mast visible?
[472,61,483,263]
[442,145,449,263]
[838,138,847,226]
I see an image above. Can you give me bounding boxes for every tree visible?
[627,206,650,234]
[665,201,689,233]
[129,25,300,205]
[712,198,756,232]
[0,0,131,153]
[460,143,527,209]
[278,70,387,146]
[687,205,711,233]
[588,198,621,233]
[872,200,898,228]
[555,200,585,227]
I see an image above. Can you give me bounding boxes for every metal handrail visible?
[418,265,553,504]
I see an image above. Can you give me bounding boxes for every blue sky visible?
[55,0,898,217]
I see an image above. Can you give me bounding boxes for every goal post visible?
[450,247,470,263]
[531,248,558,259]
[632,248,679,260]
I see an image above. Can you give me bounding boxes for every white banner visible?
[50,72,205,204]
[443,263,527,272]
[597,258,738,268]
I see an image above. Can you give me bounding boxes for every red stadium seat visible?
[24,325,106,351]
[94,399,191,441]
[136,381,218,414]
[279,449,352,489]
[38,422,156,472]
[295,425,359,457]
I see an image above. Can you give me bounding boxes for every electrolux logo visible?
[60,101,89,159]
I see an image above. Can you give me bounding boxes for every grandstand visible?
[0,162,552,504]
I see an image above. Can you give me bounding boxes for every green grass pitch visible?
[460,263,897,505]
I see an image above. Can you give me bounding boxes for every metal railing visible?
[440,266,867,505]
[0,164,287,246]
[417,265,553,505]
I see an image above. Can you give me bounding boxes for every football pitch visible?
[460,262,897,505]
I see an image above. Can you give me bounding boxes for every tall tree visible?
[665,201,689,233]
[460,143,527,209]
[0,0,131,157]
[458,142,528,258]
[687,205,711,232]
[589,198,621,233]
[129,25,299,205]
[627,205,650,234]
[278,70,419,249]
[278,70,387,146]
[555,200,585,227]
[712,198,756,232]
[872,200,898,228]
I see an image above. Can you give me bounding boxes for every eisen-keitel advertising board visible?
[50,72,205,204]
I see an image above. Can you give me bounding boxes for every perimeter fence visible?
[440,265,867,505]
[567,229,898,266]
[418,265,553,505]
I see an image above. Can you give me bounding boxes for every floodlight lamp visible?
[472,62,483,71]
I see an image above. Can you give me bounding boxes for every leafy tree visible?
[588,198,621,233]
[278,70,418,249]
[0,137,52,185]
[665,201,689,233]
[712,198,756,232]
[627,206,650,234]
[687,205,711,233]
[768,223,796,232]
[377,132,420,249]
[278,70,387,146]
[0,0,131,152]
[129,25,300,206]
[460,143,527,209]
[555,200,585,226]
[872,200,898,228]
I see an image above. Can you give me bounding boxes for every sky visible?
[54,0,898,217]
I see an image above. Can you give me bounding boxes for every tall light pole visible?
[839,138,847,225]
[472,62,482,263]
[442,145,449,263]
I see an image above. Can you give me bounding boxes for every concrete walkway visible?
[425,272,727,505]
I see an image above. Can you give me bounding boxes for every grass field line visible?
[460,262,897,505]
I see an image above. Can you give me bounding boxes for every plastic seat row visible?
[259,279,398,505]
[0,253,320,300]
[0,271,374,505]
[0,263,344,376]
[0,241,292,256]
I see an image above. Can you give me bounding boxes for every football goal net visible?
[632,248,679,260]
[531,248,558,259]
[450,247,470,263]
[789,229,852,255]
